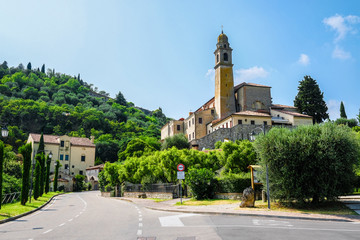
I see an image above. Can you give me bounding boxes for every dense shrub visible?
[186,168,216,200]
[161,134,190,150]
[335,118,358,128]
[74,174,86,192]
[254,123,360,204]
[215,173,251,193]
[2,173,22,194]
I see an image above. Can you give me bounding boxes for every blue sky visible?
[1,0,360,120]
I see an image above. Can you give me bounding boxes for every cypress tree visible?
[19,143,32,205]
[38,133,45,154]
[41,64,45,73]
[26,62,32,70]
[340,101,347,119]
[39,153,45,196]
[33,154,41,200]
[54,160,60,192]
[0,141,4,209]
[294,76,329,124]
[45,154,51,194]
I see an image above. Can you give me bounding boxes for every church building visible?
[161,32,312,148]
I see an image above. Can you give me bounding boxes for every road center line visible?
[139,223,143,227]
[68,219,73,222]
[59,223,65,227]
[137,229,142,236]
[43,229,53,234]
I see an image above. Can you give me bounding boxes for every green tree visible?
[115,91,127,106]
[294,76,329,124]
[161,134,189,150]
[19,143,32,205]
[26,62,32,70]
[0,141,4,209]
[33,154,41,200]
[45,154,51,194]
[41,64,45,73]
[74,174,86,191]
[340,101,347,119]
[38,153,46,196]
[186,168,216,200]
[254,123,359,204]
[38,132,45,154]
[335,118,358,128]
[53,160,60,192]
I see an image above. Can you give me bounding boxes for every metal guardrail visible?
[2,192,21,204]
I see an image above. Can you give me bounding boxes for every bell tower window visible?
[217,54,219,63]
[224,44,226,48]
[224,53,228,61]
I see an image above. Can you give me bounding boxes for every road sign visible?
[177,171,185,179]
[177,163,185,171]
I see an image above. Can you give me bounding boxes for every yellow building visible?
[27,134,96,176]
[160,31,313,146]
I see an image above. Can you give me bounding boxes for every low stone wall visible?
[101,192,111,197]
[215,192,242,200]
[123,192,173,199]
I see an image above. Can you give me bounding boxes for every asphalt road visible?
[0,191,360,240]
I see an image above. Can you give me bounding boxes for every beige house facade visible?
[27,134,96,176]
[160,32,313,146]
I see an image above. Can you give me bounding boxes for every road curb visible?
[0,193,63,225]
[117,198,360,223]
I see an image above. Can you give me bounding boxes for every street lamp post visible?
[45,151,53,193]
[250,122,271,210]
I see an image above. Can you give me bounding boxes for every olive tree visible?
[254,123,359,204]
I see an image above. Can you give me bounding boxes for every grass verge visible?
[0,192,61,221]
[175,199,357,215]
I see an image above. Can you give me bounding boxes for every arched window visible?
[224,53,228,61]
[224,44,227,48]
[217,54,219,63]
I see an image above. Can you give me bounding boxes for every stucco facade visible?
[27,134,95,176]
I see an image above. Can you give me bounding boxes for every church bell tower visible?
[214,31,236,120]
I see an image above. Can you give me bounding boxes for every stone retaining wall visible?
[123,192,173,199]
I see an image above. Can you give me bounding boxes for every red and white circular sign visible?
[177,163,185,171]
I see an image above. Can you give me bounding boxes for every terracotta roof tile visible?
[271,104,297,109]
[195,97,215,113]
[234,82,271,91]
[29,133,95,147]
[274,110,312,118]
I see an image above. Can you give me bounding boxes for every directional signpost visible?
[177,164,185,204]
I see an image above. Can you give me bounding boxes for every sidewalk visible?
[116,196,360,223]
[339,195,360,215]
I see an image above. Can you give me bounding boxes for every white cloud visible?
[298,54,310,65]
[205,69,215,82]
[323,14,360,42]
[235,66,269,83]
[332,45,351,60]
[327,99,341,120]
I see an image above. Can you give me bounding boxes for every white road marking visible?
[59,223,65,227]
[43,229,53,234]
[137,229,142,235]
[139,218,142,221]
[159,214,198,227]
[75,215,79,218]
[68,219,73,222]
[253,219,293,227]
[139,214,142,217]
[139,223,143,227]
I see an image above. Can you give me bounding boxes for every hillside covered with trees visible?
[0,61,169,165]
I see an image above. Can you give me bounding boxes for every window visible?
[192,118,194,124]
[65,164,69,169]
[189,134,191,140]
[60,141,64,147]
[238,120,242,125]
[177,125,181,131]
[72,165,75,168]
[217,54,219,62]
[189,121,191,127]
[60,154,64,160]
[264,121,268,126]
[211,109,214,114]
[251,120,255,125]
[192,132,194,139]
[79,170,83,175]
[224,53,228,61]
[226,122,228,128]
[199,118,202,124]
[65,155,69,161]
[224,44,226,48]
[230,121,232,127]
[81,155,86,162]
